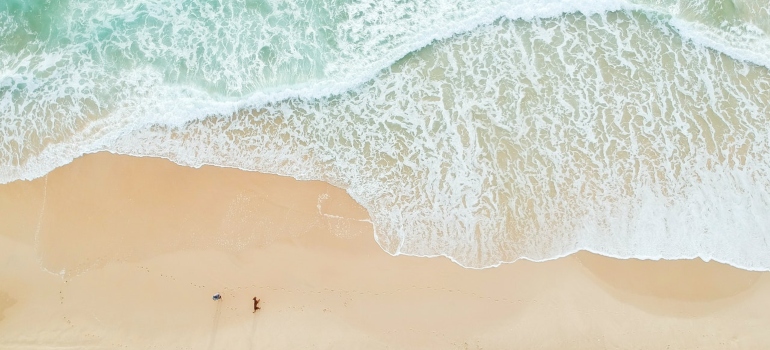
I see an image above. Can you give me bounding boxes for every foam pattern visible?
[2,1,770,268]
[113,12,770,268]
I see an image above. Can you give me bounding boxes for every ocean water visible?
[2,0,770,269]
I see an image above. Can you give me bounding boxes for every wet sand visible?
[1,152,769,349]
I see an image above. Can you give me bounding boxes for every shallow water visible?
[2,0,770,268]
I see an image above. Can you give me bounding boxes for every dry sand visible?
[1,152,769,349]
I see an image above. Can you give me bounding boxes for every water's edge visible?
[4,5,770,271]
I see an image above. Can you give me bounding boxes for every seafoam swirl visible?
[2,1,770,269]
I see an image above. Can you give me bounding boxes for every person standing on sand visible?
[253,297,261,312]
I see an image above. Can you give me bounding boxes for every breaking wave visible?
[2,0,770,268]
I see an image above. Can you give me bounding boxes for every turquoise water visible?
[2,0,770,268]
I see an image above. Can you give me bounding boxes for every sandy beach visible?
[1,152,769,349]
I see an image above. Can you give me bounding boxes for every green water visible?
[1,0,770,269]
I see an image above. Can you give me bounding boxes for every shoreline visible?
[2,152,769,349]
[108,152,770,273]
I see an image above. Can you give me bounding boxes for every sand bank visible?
[1,152,769,349]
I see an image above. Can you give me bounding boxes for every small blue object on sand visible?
[212,293,221,300]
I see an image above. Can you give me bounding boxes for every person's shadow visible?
[247,311,260,350]
[206,300,222,350]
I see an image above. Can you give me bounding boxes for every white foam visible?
[3,2,770,271]
[97,11,770,271]
[3,1,769,186]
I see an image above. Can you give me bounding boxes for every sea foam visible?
[2,0,770,269]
